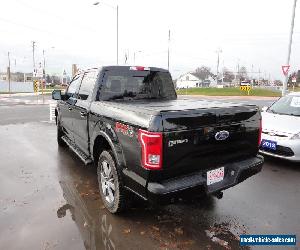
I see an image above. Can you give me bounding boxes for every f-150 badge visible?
[168,139,188,147]
[115,122,134,137]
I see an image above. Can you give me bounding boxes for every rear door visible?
[60,74,82,140]
[73,70,98,155]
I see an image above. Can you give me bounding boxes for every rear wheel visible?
[97,150,128,213]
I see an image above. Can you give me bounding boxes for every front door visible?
[60,74,83,141]
[73,70,98,155]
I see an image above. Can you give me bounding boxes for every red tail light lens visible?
[258,119,262,147]
[129,66,150,71]
[138,129,163,170]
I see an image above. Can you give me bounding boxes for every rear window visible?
[99,69,177,101]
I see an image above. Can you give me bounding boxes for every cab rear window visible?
[99,69,176,101]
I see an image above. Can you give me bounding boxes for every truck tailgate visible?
[151,105,260,181]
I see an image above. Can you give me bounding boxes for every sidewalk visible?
[0,92,51,97]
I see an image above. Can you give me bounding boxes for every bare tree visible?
[238,66,248,81]
[193,66,214,81]
[222,67,235,82]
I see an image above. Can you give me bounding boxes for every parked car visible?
[52,66,263,213]
[260,92,300,162]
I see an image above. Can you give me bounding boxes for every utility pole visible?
[72,64,77,77]
[7,52,11,93]
[216,48,222,85]
[32,41,38,102]
[167,29,171,70]
[43,49,46,73]
[282,0,297,96]
[32,41,36,74]
[237,62,240,85]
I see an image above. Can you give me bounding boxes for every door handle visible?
[68,107,72,111]
[80,111,87,117]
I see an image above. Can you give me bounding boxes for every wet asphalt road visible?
[0,95,299,250]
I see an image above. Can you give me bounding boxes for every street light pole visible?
[117,5,119,65]
[93,2,119,65]
[282,0,297,96]
[167,29,170,70]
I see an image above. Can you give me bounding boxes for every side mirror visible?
[52,90,62,100]
[261,106,268,112]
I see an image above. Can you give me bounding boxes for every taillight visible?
[138,129,163,170]
[258,119,262,147]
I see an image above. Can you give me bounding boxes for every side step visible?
[62,136,93,165]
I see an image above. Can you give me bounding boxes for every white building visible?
[176,73,201,88]
[176,72,216,88]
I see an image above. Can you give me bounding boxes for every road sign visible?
[33,80,39,93]
[281,65,290,76]
[33,62,44,78]
[240,86,251,91]
[292,76,297,83]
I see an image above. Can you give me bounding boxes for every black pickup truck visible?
[52,66,264,213]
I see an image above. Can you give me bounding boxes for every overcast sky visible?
[0,0,299,80]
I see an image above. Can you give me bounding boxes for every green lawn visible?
[289,87,300,92]
[39,86,66,93]
[177,87,282,97]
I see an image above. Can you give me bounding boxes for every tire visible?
[97,150,128,213]
[57,121,66,147]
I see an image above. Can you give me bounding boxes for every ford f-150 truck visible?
[52,66,264,213]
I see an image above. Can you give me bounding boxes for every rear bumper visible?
[147,155,264,202]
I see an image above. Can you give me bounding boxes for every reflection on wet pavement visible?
[1,122,299,249]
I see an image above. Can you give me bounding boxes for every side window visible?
[66,75,82,99]
[78,71,98,100]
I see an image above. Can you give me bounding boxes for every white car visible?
[260,92,300,162]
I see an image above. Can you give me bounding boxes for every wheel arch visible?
[91,131,125,167]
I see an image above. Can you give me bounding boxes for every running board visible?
[62,136,93,165]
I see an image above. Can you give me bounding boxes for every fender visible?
[90,119,126,167]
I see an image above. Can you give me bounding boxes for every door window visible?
[66,75,82,99]
[78,71,98,100]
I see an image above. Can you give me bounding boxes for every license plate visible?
[261,139,277,151]
[207,167,224,185]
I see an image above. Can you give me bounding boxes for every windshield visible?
[99,69,177,101]
[268,95,300,116]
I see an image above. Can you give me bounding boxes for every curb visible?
[179,95,279,101]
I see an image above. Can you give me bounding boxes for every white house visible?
[176,73,201,88]
[176,72,216,88]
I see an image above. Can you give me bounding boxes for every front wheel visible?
[57,121,66,147]
[97,150,128,213]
